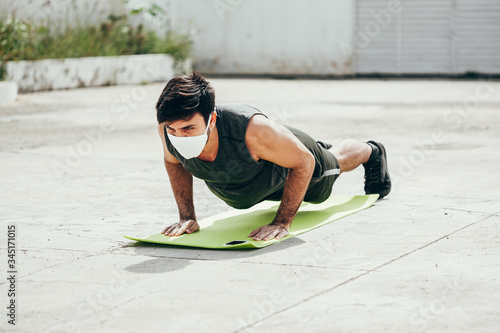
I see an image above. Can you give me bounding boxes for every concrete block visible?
[0,81,18,104]
[6,54,186,93]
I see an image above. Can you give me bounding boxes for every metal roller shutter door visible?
[354,0,500,75]
[456,0,500,73]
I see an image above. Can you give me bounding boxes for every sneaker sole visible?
[366,141,391,199]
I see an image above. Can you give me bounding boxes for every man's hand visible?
[161,219,199,236]
[249,223,289,241]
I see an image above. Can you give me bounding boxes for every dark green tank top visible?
[164,103,289,209]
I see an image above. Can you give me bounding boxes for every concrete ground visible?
[1,78,499,333]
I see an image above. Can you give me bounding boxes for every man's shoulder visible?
[217,103,266,128]
[216,104,267,141]
[217,103,263,117]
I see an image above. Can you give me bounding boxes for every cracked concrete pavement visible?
[1,78,499,332]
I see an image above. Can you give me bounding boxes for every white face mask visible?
[166,112,214,159]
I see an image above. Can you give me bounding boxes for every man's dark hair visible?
[156,71,215,124]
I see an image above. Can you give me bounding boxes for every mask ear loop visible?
[206,110,217,137]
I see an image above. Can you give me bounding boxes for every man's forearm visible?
[272,162,314,228]
[164,158,196,221]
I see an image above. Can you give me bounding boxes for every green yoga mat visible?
[124,194,378,249]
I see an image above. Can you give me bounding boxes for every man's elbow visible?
[301,150,315,176]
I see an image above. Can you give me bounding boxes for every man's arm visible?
[246,115,315,241]
[158,125,199,236]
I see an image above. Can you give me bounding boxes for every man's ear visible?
[210,110,217,128]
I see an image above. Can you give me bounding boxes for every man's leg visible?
[330,139,392,198]
[330,139,372,174]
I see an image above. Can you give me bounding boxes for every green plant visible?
[0,15,192,80]
[0,17,35,80]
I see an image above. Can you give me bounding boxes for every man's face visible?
[164,113,208,137]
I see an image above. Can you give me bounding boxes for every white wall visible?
[0,0,126,33]
[168,0,355,75]
[1,0,355,76]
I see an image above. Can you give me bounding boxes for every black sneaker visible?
[363,141,391,199]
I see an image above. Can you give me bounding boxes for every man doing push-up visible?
[156,72,391,241]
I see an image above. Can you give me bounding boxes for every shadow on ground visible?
[122,237,306,273]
